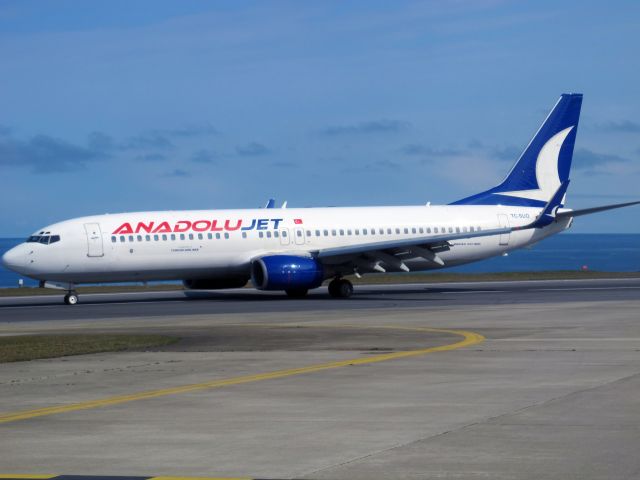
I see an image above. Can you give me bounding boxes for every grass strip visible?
[0,334,179,363]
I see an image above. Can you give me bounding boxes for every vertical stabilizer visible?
[451,93,582,207]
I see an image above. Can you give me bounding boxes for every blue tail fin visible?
[451,93,582,207]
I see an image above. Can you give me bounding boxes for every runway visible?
[1,279,640,479]
[1,277,639,322]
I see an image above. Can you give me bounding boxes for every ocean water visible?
[0,234,638,288]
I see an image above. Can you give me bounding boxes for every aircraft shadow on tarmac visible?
[0,286,471,308]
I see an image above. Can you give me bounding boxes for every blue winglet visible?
[527,180,570,228]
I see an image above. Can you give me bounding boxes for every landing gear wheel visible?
[64,292,79,305]
[285,288,308,298]
[328,279,353,298]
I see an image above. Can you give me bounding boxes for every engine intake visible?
[251,255,324,291]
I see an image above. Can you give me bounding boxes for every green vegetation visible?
[0,334,179,363]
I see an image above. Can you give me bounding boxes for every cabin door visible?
[497,214,510,246]
[84,223,104,257]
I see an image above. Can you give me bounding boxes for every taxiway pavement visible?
[1,279,639,479]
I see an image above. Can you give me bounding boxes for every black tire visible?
[329,279,353,298]
[64,293,79,305]
[336,279,353,298]
[285,288,308,298]
[328,279,340,298]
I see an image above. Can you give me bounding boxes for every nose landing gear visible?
[328,277,354,298]
[63,291,79,305]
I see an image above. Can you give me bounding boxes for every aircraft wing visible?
[311,226,511,271]
[310,181,566,272]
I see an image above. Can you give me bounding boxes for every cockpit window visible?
[26,234,60,245]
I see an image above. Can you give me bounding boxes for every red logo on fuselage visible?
[111,218,284,235]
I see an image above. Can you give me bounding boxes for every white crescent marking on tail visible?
[498,126,574,202]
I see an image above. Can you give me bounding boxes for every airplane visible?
[2,93,639,305]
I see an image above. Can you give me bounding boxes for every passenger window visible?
[448,227,453,233]
[412,228,417,234]
[363,229,368,235]
[477,226,482,231]
[434,227,439,234]
[347,229,352,235]
[339,229,344,236]
[224,233,229,239]
[396,228,400,234]
[324,230,329,236]
[242,232,247,238]
[111,236,116,243]
[259,232,264,238]
[215,233,221,239]
[266,231,272,238]
[145,235,151,241]
[297,230,303,237]
[129,235,134,242]
[306,230,311,237]
[418,227,423,234]
[331,229,336,236]
[315,230,320,236]
[154,234,159,241]
[282,231,287,237]
[463,226,468,233]
[120,236,125,243]
[355,229,359,235]
[189,233,194,240]
[207,233,213,239]
[470,226,475,232]
[180,234,185,240]
[171,234,176,241]
[162,235,167,241]
[427,227,431,234]
[456,227,460,233]
[274,231,279,238]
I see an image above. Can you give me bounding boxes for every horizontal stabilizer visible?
[556,200,640,219]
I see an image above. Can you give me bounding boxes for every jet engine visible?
[251,255,324,291]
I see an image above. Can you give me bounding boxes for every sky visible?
[0,0,639,235]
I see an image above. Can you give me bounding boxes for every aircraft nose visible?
[2,245,26,273]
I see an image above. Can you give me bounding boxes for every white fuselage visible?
[5,204,569,285]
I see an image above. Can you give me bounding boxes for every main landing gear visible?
[64,291,79,305]
[328,278,353,299]
[285,288,309,298]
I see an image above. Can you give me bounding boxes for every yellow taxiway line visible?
[0,326,484,425]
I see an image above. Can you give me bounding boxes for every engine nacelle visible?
[251,255,324,291]
[183,276,249,290]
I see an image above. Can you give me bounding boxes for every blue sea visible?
[0,234,638,287]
